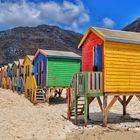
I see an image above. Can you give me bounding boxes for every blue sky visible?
[0,0,140,33]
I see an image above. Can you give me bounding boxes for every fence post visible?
[84,72,89,126]
[67,88,71,120]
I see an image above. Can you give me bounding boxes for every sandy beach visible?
[0,88,140,140]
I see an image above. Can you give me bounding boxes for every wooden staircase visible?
[35,88,46,103]
[70,97,85,117]
[70,97,95,117]
[67,72,103,125]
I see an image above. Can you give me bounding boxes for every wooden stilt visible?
[84,96,88,126]
[103,96,119,127]
[123,96,126,116]
[87,103,90,120]
[74,96,78,125]
[67,88,71,120]
[103,96,107,127]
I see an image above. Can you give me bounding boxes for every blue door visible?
[94,45,102,71]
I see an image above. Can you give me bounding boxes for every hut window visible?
[94,45,102,72]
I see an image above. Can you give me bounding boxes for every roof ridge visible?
[94,26,140,35]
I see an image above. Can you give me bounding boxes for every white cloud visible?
[102,17,116,28]
[0,0,90,32]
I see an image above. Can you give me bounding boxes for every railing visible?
[68,72,103,119]
[89,72,103,93]
[70,72,103,96]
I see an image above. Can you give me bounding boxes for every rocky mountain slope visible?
[123,18,140,32]
[0,25,82,66]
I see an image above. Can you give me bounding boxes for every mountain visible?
[0,25,82,66]
[123,18,140,32]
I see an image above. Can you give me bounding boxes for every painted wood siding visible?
[47,58,80,87]
[82,32,104,72]
[33,52,47,87]
[104,41,140,92]
[23,58,33,83]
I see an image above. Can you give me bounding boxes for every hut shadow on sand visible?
[70,112,140,126]
[49,96,67,105]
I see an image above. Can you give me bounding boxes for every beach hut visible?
[18,59,24,76]
[68,27,140,126]
[0,68,2,87]
[1,65,7,89]
[1,67,4,88]
[6,63,12,89]
[32,49,81,103]
[23,55,34,97]
[11,61,18,92]
[17,59,24,94]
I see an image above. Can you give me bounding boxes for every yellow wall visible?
[104,41,140,92]
[23,57,33,83]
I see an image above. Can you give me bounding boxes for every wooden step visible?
[36,100,45,103]
[70,112,84,116]
[77,99,84,101]
[36,94,44,96]
[77,104,84,105]
[71,106,84,110]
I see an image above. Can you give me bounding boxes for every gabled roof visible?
[78,27,140,48]
[23,55,34,64]
[34,49,81,60]
[14,61,18,66]
[8,63,12,68]
[12,61,18,68]
[4,65,8,69]
[18,59,24,66]
[27,55,34,61]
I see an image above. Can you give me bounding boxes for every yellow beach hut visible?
[2,65,7,89]
[23,55,34,97]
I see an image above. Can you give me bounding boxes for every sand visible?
[0,88,140,140]
[66,126,140,140]
[0,89,75,140]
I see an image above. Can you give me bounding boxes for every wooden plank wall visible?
[23,57,33,83]
[47,58,80,87]
[104,41,140,92]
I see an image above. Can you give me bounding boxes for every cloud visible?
[102,17,116,28]
[0,0,90,32]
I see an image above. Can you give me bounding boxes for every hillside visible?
[0,25,82,66]
[123,18,140,32]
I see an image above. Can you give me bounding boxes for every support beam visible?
[97,96,103,112]
[106,96,119,113]
[103,96,107,127]
[103,96,119,127]
[126,96,133,106]
[118,97,123,105]
[123,96,126,116]
[136,96,140,101]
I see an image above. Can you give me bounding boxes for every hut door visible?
[39,62,41,86]
[40,61,44,87]
[37,62,40,86]
[94,45,102,71]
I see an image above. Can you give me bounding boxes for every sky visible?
[0,0,140,33]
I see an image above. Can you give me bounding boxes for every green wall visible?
[47,58,80,87]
